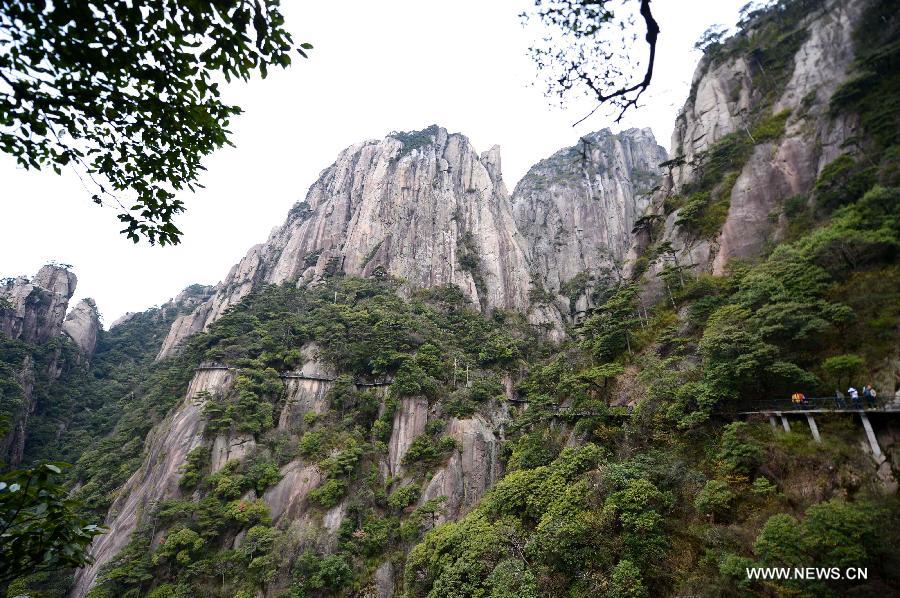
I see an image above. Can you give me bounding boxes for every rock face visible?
[262,462,324,522]
[0,356,35,468]
[628,0,869,285]
[512,128,666,318]
[0,265,85,466]
[71,367,235,598]
[419,415,501,522]
[711,0,863,273]
[0,265,77,345]
[62,298,101,357]
[158,126,539,358]
[386,397,430,477]
[158,125,666,357]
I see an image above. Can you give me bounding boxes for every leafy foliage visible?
[0,1,309,244]
[0,463,103,583]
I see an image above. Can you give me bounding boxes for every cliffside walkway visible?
[735,397,900,459]
[193,364,392,387]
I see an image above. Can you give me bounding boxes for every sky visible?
[0,0,747,326]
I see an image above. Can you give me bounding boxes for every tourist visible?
[848,386,860,408]
[864,384,877,408]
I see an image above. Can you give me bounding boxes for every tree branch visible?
[574,0,660,125]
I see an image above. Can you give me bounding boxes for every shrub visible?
[813,155,876,212]
[309,479,347,509]
[751,109,791,141]
[225,499,271,526]
[393,361,438,397]
[178,446,209,491]
[717,422,763,475]
[293,551,353,593]
[246,459,282,494]
[751,477,777,496]
[402,434,457,468]
[753,513,806,567]
[388,483,421,510]
[694,480,734,521]
[299,429,329,459]
[505,429,558,472]
[609,559,648,598]
[820,354,865,390]
[153,528,204,566]
[206,461,248,499]
[487,559,538,598]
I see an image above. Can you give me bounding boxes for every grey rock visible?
[0,265,76,345]
[63,298,101,356]
[386,397,429,477]
[512,128,666,319]
[629,0,868,292]
[157,126,542,358]
[70,367,235,598]
[262,461,324,523]
[373,561,395,598]
[419,414,501,522]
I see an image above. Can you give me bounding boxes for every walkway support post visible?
[805,413,821,443]
[769,415,778,430]
[859,412,883,458]
[775,411,791,432]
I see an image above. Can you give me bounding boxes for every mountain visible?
[157,126,666,358]
[1,265,77,346]
[512,128,667,318]
[1,265,84,466]
[3,0,900,596]
[626,0,875,293]
[73,124,667,596]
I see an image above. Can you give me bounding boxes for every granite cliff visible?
[158,126,666,357]
[512,128,667,318]
[0,265,80,466]
[627,0,871,291]
[8,0,896,595]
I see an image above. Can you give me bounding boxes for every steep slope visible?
[0,278,214,474]
[1,265,78,466]
[73,280,536,597]
[158,126,540,358]
[17,1,896,596]
[628,0,871,289]
[512,128,666,318]
[0,265,77,345]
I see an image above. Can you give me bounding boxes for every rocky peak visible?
[511,127,667,318]
[63,298,101,357]
[0,264,77,345]
[627,0,869,292]
[158,125,540,358]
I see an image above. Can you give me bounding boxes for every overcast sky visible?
[1,0,746,326]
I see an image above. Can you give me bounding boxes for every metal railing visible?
[735,395,898,414]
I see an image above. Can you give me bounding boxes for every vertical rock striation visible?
[158,125,668,357]
[158,126,540,358]
[70,367,235,598]
[0,265,83,466]
[512,128,666,318]
[628,0,870,287]
[0,265,77,345]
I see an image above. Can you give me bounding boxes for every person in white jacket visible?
[848,386,860,408]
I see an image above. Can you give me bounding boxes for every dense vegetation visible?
[83,278,542,597]
[64,172,900,596]
[1,1,898,596]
